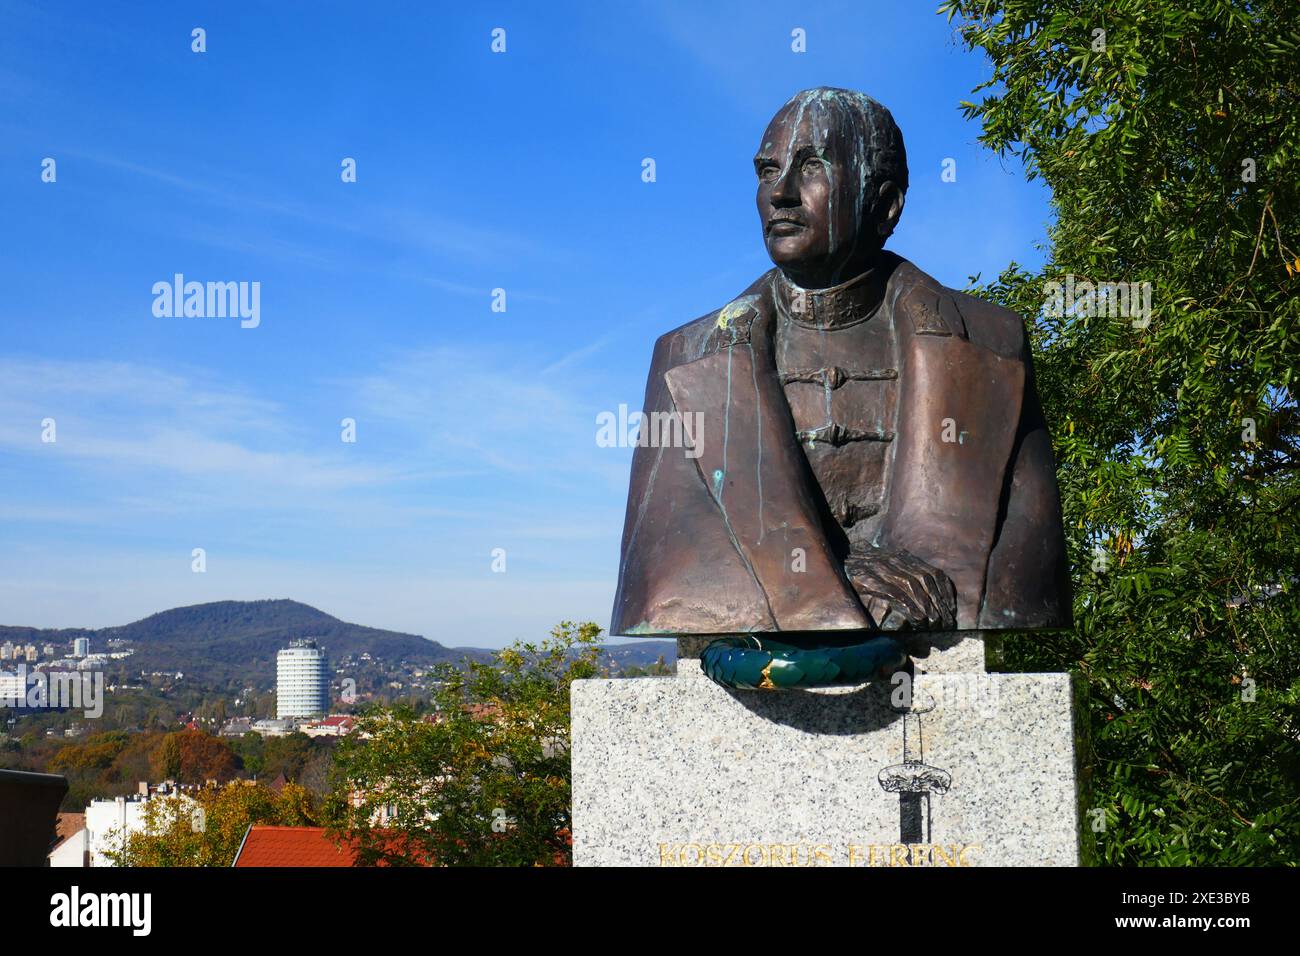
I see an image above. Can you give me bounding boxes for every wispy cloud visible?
[52,147,575,284]
[347,345,612,481]
[1,345,630,523]
[0,356,401,493]
[539,332,616,376]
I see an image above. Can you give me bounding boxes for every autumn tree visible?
[149,729,239,784]
[48,731,130,773]
[106,780,321,867]
[329,621,602,866]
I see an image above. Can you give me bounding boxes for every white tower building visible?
[276,640,329,718]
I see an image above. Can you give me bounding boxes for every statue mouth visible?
[767,218,807,236]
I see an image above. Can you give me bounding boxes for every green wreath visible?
[698,635,906,690]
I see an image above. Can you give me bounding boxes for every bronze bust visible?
[612,88,1070,643]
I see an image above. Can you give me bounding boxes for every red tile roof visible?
[233,826,358,867]
[55,812,85,844]
[462,702,503,721]
[233,826,436,867]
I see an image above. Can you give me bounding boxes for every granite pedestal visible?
[571,635,1084,867]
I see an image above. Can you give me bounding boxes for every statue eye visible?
[757,164,779,182]
[802,157,824,175]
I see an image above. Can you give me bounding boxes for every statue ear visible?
[876,180,905,236]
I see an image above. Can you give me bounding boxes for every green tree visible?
[328,621,602,866]
[230,731,265,776]
[261,732,317,782]
[106,780,321,867]
[156,733,182,781]
[940,0,1299,864]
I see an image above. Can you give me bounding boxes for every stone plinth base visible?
[571,663,1082,867]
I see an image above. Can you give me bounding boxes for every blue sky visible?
[0,1,1049,647]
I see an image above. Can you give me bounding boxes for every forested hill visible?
[0,599,493,686]
[0,600,679,689]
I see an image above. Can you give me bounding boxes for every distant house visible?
[48,812,88,867]
[232,826,360,867]
[219,717,254,737]
[251,718,295,737]
[301,715,356,738]
[233,825,436,867]
[84,782,199,866]
[425,702,502,725]
[463,702,502,722]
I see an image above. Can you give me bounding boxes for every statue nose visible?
[772,166,801,206]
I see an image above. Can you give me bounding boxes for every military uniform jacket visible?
[611,254,1071,635]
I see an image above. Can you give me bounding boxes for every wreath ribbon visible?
[698,635,907,690]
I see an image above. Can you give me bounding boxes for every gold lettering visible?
[656,840,982,867]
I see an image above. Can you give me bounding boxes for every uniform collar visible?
[774,263,889,330]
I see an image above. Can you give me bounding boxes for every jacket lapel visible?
[880,327,1024,628]
[664,304,870,632]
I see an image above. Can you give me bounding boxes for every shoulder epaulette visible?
[896,277,968,339]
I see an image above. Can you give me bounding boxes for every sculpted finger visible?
[881,566,934,625]
[940,574,958,625]
[881,606,909,631]
[861,592,908,631]
[919,568,957,627]
[856,577,925,627]
[865,596,892,630]
[890,549,925,575]
[890,552,954,627]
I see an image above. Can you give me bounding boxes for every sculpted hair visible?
[781,87,909,241]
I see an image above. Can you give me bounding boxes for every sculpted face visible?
[754,92,905,288]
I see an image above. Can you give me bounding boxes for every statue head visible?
[754,88,908,288]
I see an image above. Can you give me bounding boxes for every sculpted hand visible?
[844,548,957,631]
